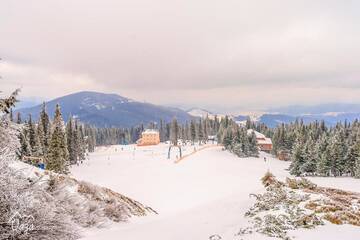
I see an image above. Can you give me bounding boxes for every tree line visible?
[271,120,360,178]
[15,103,89,174]
[216,116,259,157]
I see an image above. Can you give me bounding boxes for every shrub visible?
[324,213,343,225]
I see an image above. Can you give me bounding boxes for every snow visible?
[187,108,213,118]
[142,129,159,134]
[187,108,226,120]
[247,129,266,139]
[71,144,360,240]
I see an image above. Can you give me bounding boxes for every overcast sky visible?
[1,0,360,113]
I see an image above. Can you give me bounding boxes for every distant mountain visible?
[187,108,213,118]
[255,113,360,128]
[15,91,193,128]
[267,103,360,116]
[187,108,227,121]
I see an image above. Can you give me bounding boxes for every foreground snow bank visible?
[9,161,156,238]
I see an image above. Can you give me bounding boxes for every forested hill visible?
[14,91,193,128]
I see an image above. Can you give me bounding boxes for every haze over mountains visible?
[15,91,360,128]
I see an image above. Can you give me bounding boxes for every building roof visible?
[247,129,272,145]
[247,129,266,139]
[142,129,159,134]
[257,138,273,145]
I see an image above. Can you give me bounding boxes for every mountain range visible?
[15,91,192,128]
[15,91,360,128]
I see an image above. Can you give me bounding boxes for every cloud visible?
[1,0,360,111]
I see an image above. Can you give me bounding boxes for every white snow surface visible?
[71,143,360,240]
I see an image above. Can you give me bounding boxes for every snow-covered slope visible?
[71,144,360,240]
[187,108,227,120]
[187,108,213,118]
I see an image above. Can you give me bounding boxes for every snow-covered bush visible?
[0,164,78,240]
[242,172,360,239]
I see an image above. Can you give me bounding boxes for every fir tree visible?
[290,139,305,176]
[37,102,51,155]
[66,116,76,164]
[248,130,259,157]
[190,120,196,145]
[47,104,69,174]
[315,135,331,176]
[27,114,40,156]
[300,138,317,174]
[197,119,204,144]
[18,126,31,159]
[170,118,179,146]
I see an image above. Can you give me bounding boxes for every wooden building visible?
[137,129,160,146]
[247,129,273,152]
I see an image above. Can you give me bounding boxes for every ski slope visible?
[71,143,360,240]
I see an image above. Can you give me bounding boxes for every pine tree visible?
[27,114,40,156]
[37,102,51,155]
[198,119,204,144]
[170,118,179,146]
[290,139,305,176]
[75,121,86,163]
[355,153,360,178]
[190,120,196,145]
[315,135,331,176]
[328,129,347,176]
[18,126,31,159]
[347,131,360,178]
[16,112,22,124]
[223,127,233,150]
[66,116,76,164]
[248,130,259,157]
[300,138,317,174]
[47,104,69,174]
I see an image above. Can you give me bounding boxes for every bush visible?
[0,162,79,240]
[324,213,343,225]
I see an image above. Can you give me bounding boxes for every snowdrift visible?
[10,161,157,235]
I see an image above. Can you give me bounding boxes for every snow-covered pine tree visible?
[170,118,179,146]
[328,128,347,176]
[190,120,196,145]
[315,134,330,176]
[27,114,42,156]
[37,102,51,155]
[355,151,360,178]
[344,130,360,176]
[203,116,209,143]
[197,119,204,144]
[222,127,233,150]
[290,139,305,176]
[248,130,259,157]
[18,124,31,159]
[66,116,77,164]
[159,119,166,142]
[75,121,86,163]
[300,137,317,175]
[47,104,69,174]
